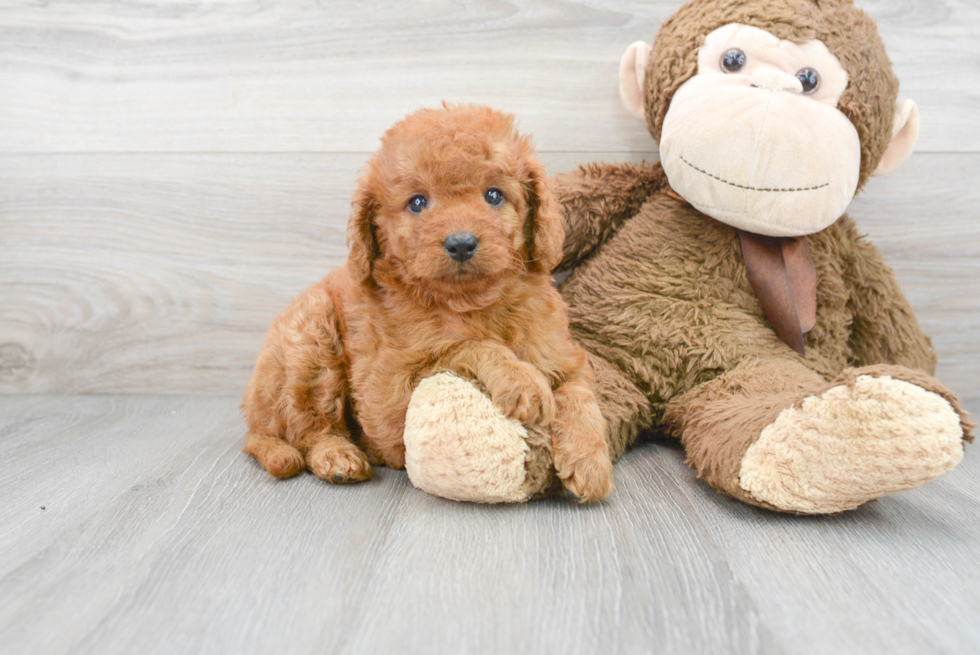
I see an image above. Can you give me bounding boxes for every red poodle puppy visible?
[242,104,613,501]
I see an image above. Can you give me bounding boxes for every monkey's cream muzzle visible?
[659,24,859,237]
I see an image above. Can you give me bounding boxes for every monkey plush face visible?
[619,0,921,238]
[660,24,859,236]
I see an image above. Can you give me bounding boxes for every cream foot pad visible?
[740,375,964,513]
[404,372,533,503]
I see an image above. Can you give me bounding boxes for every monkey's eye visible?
[484,188,504,208]
[796,68,820,95]
[407,194,428,214]
[721,48,746,73]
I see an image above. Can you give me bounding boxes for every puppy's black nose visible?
[444,232,478,262]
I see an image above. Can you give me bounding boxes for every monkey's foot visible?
[739,374,965,514]
[403,372,557,503]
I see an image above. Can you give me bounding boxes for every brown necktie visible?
[736,230,817,355]
[666,188,818,355]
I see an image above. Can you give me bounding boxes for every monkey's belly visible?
[559,195,851,407]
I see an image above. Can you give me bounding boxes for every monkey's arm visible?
[553,161,667,273]
[840,218,937,373]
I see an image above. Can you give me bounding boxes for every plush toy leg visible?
[403,372,558,503]
[666,360,972,514]
[740,365,972,513]
[587,352,654,460]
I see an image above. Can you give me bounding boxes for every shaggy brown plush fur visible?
[242,104,613,502]
[552,0,972,512]
[558,170,974,511]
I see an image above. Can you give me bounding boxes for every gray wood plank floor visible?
[1,395,978,655]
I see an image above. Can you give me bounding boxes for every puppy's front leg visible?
[442,342,556,427]
[551,356,614,502]
[356,362,424,470]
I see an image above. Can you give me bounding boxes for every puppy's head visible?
[347,104,563,307]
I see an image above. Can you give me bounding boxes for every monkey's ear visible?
[347,180,380,284]
[873,99,920,177]
[619,41,652,120]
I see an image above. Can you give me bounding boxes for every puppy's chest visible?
[431,310,525,349]
[436,311,484,342]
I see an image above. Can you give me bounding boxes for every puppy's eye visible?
[721,48,746,73]
[484,188,504,208]
[796,68,820,95]
[407,194,428,215]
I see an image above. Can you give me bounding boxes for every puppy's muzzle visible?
[444,232,479,263]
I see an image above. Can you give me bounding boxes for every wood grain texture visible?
[0,395,977,655]
[0,0,976,154]
[2,152,978,398]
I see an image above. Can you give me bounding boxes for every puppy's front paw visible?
[554,447,614,503]
[306,440,373,484]
[487,363,556,426]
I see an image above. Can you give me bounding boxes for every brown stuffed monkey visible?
[550,0,974,513]
[403,0,974,512]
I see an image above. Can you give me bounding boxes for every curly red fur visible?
[242,104,613,500]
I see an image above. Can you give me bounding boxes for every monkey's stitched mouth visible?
[681,156,829,193]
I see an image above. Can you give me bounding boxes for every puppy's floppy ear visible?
[520,143,564,273]
[347,176,381,284]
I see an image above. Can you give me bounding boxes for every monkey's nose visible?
[444,232,479,262]
[749,66,803,93]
